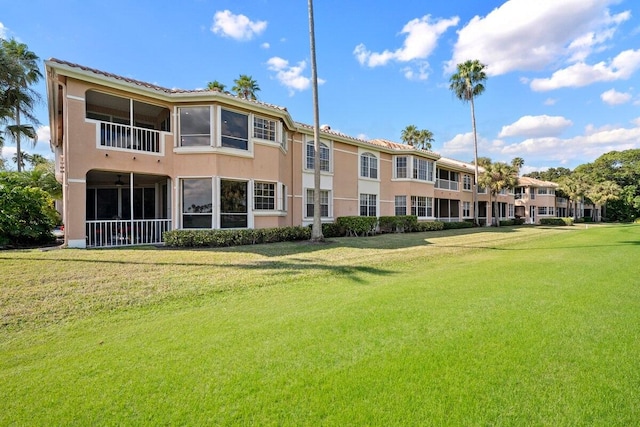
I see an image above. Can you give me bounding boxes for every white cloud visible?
[440,132,496,159]
[446,0,630,76]
[499,115,573,138]
[261,42,270,49]
[354,15,458,75]
[0,22,7,39]
[600,88,632,105]
[544,98,557,106]
[211,10,267,41]
[499,122,640,164]
[266,56,324,95]
[37,126,51,144]
[530,49,640,91]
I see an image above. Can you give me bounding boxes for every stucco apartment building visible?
[46,59,520,248]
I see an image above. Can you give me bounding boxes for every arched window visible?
[360,152,378,179]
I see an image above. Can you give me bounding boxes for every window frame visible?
[181,178,213,228]
[359,193,377,217]
[395,195,407,216]
[360,152,378,179]
[305,188,330,218]
[254,181,276,211]
[305,140,331,172]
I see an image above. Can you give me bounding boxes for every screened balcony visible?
[85,171,172,248]
[86,90,170,154]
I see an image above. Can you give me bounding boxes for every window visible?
[412,158,434,181]
[395,196,407,216]
[463,201,471,217]
[253,116,277,141]
[182,178,212,228]
[548,206,555,216]
[515,187,524,199]
[508,203,514,217]
[220,180,248,228]
[221,109,249,150]
[538,187,548,195]
[306,141,330,172]
[306,189,329,217]
[279,184,287,211]
[395,156,408,178]
[180,107,211,147]
[538,206,548,215]
[411,196,426,217]
[530,188,536,199]
[360,153,378,179]
[463,174,472,191]
[360,194,377,217]
[478,186,487,194]
[254,182,275,210]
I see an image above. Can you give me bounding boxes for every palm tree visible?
[232,74,260,100]
[1,38,42,172]
[511,157,525,174]
[478,161,517,226]
[401,125,419,146]
[207,80,226,92]
[450,59,487,226]
[308,0,323,242]
[401,126,434,150]
[587,180,621,221]
[559,173,589,220]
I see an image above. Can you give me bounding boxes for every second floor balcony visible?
[86,89,170,155]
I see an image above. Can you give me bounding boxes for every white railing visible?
[99,122,161,153]
[437,217,460,223]
[436,179,459,191]
[86,219,172,248]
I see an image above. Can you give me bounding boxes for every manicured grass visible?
[1,225,640,425]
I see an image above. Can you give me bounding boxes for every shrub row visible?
[164,226,311,247]
[336,216,378,236]
[378,216,419,233]
[0,184,58,247]
[540,217,574,226]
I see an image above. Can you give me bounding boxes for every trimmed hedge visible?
[164,226,311,248]
[540,217,574,226]
[414,221,445,232]
[378,215,418,233]
[336,216,378,236]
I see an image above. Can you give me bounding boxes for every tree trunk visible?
[308,0,324,242]
[15,107,22,172]
[470,95,479,226]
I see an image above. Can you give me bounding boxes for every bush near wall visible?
[0,184,58,246]
[378,216,418,233]
[540,217,574,226]
[336,216,378,236]
[415,221,445,232]
[164,226,311,248]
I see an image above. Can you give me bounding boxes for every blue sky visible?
[2,0,640,174]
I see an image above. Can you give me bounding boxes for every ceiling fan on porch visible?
[114,174,125,186]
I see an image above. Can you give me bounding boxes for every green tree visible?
[400,125,434,150]
[1,38,42,172]
[586,180,621,221]
[232,74,260,100]
[450,59,487,225]
[207,80,226,92]
[559,173,589,221]
[511,157,524,174]
[478,161,517,226]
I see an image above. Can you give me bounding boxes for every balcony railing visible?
[86,219,172,248]
[99,122,161,154]
[435,179,459,191]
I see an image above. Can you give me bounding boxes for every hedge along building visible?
[46,58,508,248]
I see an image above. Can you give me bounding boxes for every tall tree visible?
[308,0,323,242]
[400,125,419,147]
[450,59,487,226]
[232,74,260,100]
[401,125,434,150]
[478,161,517,226]
[559,173,589,220]
[1,38,42,172]
[586,180,621,221]
[207,80,226,92]
[511,157,524,174]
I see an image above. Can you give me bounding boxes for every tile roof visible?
[517,176,558,187]
[46,58,288,111]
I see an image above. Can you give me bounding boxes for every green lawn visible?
[1,225,640,425]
